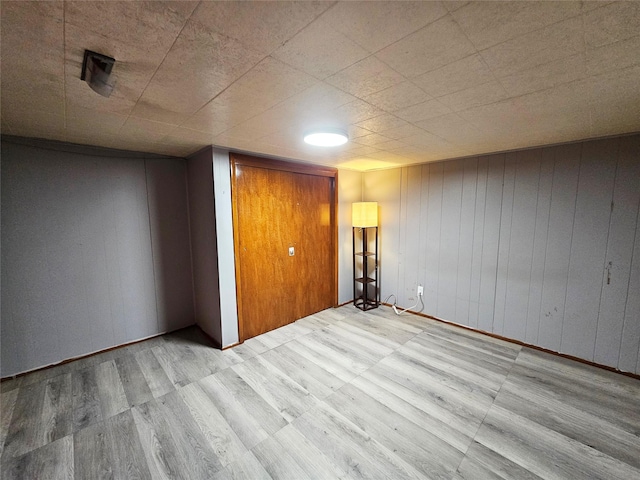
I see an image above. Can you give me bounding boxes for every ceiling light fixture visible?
[303,128,348,147]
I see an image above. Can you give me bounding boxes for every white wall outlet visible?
[417,285,424,296]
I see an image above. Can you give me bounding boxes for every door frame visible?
[230,153,338,342]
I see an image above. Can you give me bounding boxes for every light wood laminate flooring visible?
[1,306,639,479]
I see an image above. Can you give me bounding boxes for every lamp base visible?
[354,296,379,311]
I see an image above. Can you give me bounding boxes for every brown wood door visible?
[231,156,337,341]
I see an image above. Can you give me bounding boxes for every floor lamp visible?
[352,202,379,311]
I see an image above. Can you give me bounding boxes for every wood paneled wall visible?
[364,134,640,374]
[1,138,194,377]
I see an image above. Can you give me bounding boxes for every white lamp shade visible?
[352,202,378,227]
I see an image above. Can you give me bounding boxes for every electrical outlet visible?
[417,285,424,296]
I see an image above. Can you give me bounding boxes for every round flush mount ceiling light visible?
[303,128,349,147]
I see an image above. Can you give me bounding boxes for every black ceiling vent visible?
[81,50,116,98]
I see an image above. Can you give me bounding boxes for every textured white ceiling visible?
[1,1,639,170]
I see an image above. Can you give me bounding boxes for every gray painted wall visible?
[212,149,239,347]
[364,134,640,374]
[146,157,195,332]
[187,147,223,344]
[337,169,362,304]
[1,138,194,377]
[4,134,637,376]
[186,147,239,347]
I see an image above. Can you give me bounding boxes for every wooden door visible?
[231,154,337,341]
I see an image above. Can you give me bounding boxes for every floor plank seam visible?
[328,310,429,398]
[450,342,524,476]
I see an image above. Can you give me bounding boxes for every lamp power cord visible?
[383,290,424,316]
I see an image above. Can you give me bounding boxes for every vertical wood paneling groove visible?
[456,158,478,326]
[397,167,409,306]
[528,149,554,345]
[454,161,464,321]
[470,157,488,330]
[618,190,639,369]
[143,158,160,335]
[417,165,430,312]
[522,153,542,343]
[615,135,640,373]
[592,156,619,363]
[478,154,504,333]
[522,150,542,340]
[394,171,404,303]
[503,151,540,342]
[593,155,620,363]
[538,144,581,351]
[364,168,402,303]
[557,147,579,355]
[625,204,640,373]
[617,204,639,369]
[562,139,617,360]
[468,159,479,329]
[494,153,517,335]
[405,166,424,306]
[146,158,194,334]
[438,161,463,321]
[426,164,443,314]
[558,143,583,353]
[595,139,640,368]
